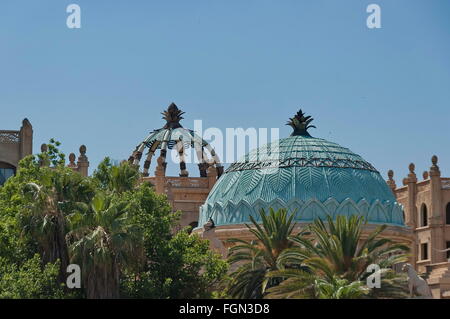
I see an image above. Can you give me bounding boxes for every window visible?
[0,162,15,186]
[447,241,450,260]
[420,204,428,227]
[421,243,429,260]
[446,203,450,225]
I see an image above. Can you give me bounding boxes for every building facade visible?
[389,157,450,298]
[0,119,90,186]
[2,108,450,298]
[0,119,33,185]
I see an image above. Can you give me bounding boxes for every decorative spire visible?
[387,169,397,192]
[404,162,417,185]
[68,153,76,168]
[162,103,185,129]
[430,155,440,177]
[287,109,316,137]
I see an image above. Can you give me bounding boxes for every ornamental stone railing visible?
[0,130,20,144]
[442,179,450,190]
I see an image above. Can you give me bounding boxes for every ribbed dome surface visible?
[199,135,405,227]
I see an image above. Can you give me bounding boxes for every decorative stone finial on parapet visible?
[432,155,438,166]
[39,143,48,167]
[406,162,417,184]
[76,145,89,177]
[388,169,394,180]
[430,155,440,177]
[423,171,429,180]
[68,153,76,168]
[79,145,87,160]
[387,170,397,193]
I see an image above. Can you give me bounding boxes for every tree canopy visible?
[0,140,227,299]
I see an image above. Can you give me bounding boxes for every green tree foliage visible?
[122,230,228,299]
[0,254,66,299]
[66,193,144,298]
[225,208,303,298]
[264,214,410,299]
[0,142,227,299]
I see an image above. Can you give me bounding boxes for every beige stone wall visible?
[0,119,33,168]
[142,170,217,229]
[392,157,450,298]
[0,140,21,167]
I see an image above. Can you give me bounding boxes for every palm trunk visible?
[85,258,121,299]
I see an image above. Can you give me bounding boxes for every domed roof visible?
[198,110,405,227]
[128,103,223,178]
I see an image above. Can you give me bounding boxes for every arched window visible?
[420,204,428,227]
[446,203,450,225]
[0,162,15,186]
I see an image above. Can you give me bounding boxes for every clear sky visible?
[1,0,449,181]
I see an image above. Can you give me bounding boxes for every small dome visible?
[129,103,223,177]
[199,110,405,227]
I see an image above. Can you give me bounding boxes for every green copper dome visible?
[198,110,405,227]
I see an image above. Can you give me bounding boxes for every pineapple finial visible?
[287,109,316,137]
[162,103,185,129]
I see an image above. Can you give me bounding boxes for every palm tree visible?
[314,276,369,299]
[93,158,140,194]
[226,208,305,298]
[21,166,95,282]
[266,214,409,298]
[266,270,369,299]
[66,193,143,298]
[300,215,408,281]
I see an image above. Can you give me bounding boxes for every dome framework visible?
[128,103,224,178]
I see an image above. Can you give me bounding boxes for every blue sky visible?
[1,0,449,180]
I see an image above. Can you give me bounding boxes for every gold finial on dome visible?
[162,103,185,129]
[287,109,316,137]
